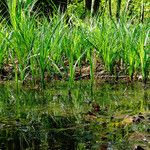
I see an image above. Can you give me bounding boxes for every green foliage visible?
[0,0,149,86]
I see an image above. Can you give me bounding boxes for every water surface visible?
[0,81,150,149]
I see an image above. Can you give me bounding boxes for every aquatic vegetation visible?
[0,0,149,86]
[0,1,149,150]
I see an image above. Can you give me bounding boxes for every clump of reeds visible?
[0,0,149,87]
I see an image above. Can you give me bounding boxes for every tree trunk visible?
[116,0,121,21]
[140,2,144,23]
[85,0,100,14]
[108,0,112,18]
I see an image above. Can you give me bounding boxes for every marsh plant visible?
[0,0,149,87]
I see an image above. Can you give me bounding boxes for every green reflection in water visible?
[0,82,150,150]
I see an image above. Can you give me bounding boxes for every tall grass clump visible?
[1,1,92,87]
[138,26,150,83]
[0,0,149,87]
[85,15,149,81]
[0,25,7,66]
[61,21,92,84]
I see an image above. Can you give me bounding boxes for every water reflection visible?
[0,82,150,149]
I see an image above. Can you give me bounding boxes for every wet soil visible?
[0,60,147,84]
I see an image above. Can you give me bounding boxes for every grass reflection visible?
[0,82,150,149]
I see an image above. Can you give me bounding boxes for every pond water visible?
[0,81,150,150]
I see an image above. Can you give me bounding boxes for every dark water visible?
[0,81,150,150]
